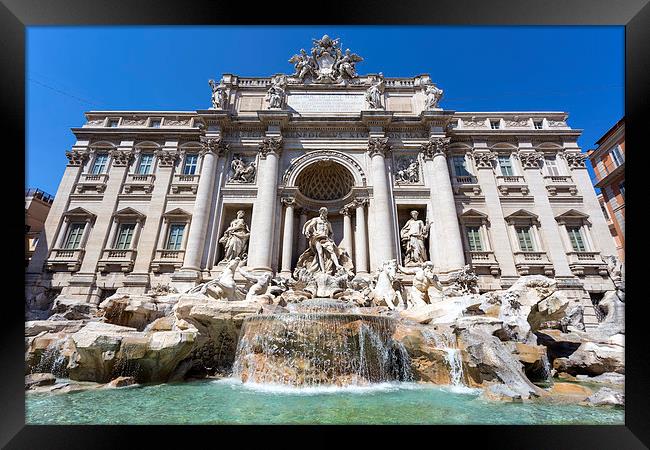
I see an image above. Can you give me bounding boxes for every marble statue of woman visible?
[218,210,250,262]
[365,76,385,109]
[209,79,227,109]
[266,76,287,109]
[400,210,431,266]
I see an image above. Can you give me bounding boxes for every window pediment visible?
[162,208,191,219]
[505,209,539,225]
[113,207,146,221]
[63,207,96,220]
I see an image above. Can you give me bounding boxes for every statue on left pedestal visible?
[208,79,228,110]
[218,210,250,263]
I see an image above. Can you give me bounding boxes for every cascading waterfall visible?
[421,328,466,387]
[232,299,412,386]
[33,340,68,378]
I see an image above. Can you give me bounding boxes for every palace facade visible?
[26,36,618,325]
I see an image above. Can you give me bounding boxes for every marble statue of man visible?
[218,210,250,262]
[398,261,444,307]
[400,211,431,266]
[424,84,443,110]
[365,76,385,109]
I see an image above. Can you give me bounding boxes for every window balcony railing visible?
[123,173,156,194]
[75,173,109,194]
[46,248,85,271]
[97,248,137,272]
[453,175,478,184]
[465,251,500,275]
[151,249,185,272]
[544,175,573,184]
[513,251,553,276]
[567,251,602,264]
[496,175,525,184]
[82,173,109,182]
[170,174,199,194]
[514,251,551,264]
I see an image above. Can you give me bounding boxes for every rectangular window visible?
[166,224,185,250]
[567,226,586,252]
[618,181,625,199]
[107,118,119,127]
[182,154,198,175]
[610,145,624,167]
[515,226,535,252]
[64,223,85,249]
[466,226,483,252]
[498,155,514,176]
[490,120,500,129]
[115,223,136,250]
[91,154,109,174]
[137,154,154,175]
[544,156,560,176]
[150,119,161,128]
[533,120,543,129]
[452,155,470,177]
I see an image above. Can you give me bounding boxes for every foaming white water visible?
[215,377,423,395]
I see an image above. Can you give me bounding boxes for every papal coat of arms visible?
[288,34,363,84]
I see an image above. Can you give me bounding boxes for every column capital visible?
[352,197,370,208]
[199,136,228,157]
[65,150,88,166]
[339,204,353,216]
[559,151,588,169]
[469,150,497,169]
[258,136,283,159]
[367,137,392,158]
[515,150,544,169]
[280,196,296,207]
[108,149,134,167]
[154,149,179,167]
[420,136,451,160]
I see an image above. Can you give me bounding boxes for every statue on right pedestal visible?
[400,210,431,266]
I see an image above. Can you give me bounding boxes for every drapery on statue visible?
[423,84,443,110]
[333,49,363,79]
[266,76,287,109]
[294,207,354,278]
[208,79,228,109]
[218,210,250,263]
[400,211,431,266]
[365,76,385,109]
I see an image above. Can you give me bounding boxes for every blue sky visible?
[27,26,623,195]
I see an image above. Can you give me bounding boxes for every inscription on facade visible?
[287,93,365,113]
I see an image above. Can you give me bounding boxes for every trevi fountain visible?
[25,35,624,424]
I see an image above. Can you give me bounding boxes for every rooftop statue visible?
[287,35,363,83]
[208,79,228,109]
[266,76,287,109]
[365,75,385,109]
[423,84,443,110]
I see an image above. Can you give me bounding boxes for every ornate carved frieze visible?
[560,151,588,169]
[470,151,497,169]
[200,136,229,156]
[462,117,487,128]
[420,136,451,160]
[154,149,178,167]
[227,154,256,183]
[65,150,88,166]
[548,120,566,127]
[516,151,544,169]
[394,155,420,184]
[504,118,530,127]
[121,118,147,126]
[109,149,134,167]
[86,119,104,126]
[164,119,192,126]
[367,137,392,158]
[258,136,284,158]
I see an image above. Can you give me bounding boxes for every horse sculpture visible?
[369,259,405,310]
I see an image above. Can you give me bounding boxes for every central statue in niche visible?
[294,207,354,278]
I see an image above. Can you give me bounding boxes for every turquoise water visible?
[26,379,623,425]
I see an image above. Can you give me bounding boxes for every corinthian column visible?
[181,137,226,273]
[354,197,369,275]
[368,137,397,265]
[339,204,354,256]
[247,136,283,272]
[280,196,295,276]
[421,136,465,272]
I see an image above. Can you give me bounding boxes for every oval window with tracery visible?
[296,161,354,201]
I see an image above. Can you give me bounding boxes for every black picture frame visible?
[3,0,647,447]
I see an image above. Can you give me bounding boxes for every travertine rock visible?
[100,294,175,331]
[552,341,624,376]
[584,387,624,407]
[25,373,56,390]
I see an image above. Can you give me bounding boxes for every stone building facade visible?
[588,118,625,262]
[26,36,618,320]
[25,188,54,266]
